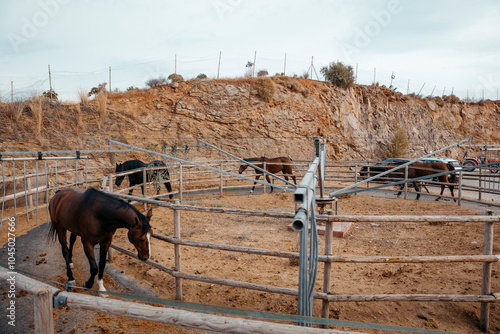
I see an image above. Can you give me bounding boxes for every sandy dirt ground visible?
[1,190,500,333]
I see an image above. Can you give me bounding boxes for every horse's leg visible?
[267,174,273,193]
[164,181,173,199]
[68,233,77,269]
[292,175,297,185]
[250,175,260,193]
[96,239,112,297]
[448,184,456,202]
[396,184,404,196]
[127,188,134,203]
[414,181,421,200]
[56,229,76,290]
[82,241,98,289]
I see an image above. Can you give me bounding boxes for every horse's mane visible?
[244,157,266,163]
[86,188,151,231]
[122,160,147,169]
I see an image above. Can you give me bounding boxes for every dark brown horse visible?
[396,162,457,201]
[49,188,153,292]
[238,157,297,193]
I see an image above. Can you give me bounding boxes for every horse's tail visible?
[447,163,456,183]
[47,190,61,243]
[47,222,58,243]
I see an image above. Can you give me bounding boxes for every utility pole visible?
[109,66,111,93]
[217,51,221,79]
[283,53,287,75]
[253,51,256,77]
[48,64,52,92]
[11,81,13,102]
[175,54,177,75]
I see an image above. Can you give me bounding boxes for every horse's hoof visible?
[83,282,91,289]
[66,280,76,291]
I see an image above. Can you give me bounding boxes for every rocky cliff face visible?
[1,77,499,162]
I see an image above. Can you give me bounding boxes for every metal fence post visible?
[321,220,333,321]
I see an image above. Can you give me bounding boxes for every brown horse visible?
[396,162,457,201]
[238,157,297,193]
[49,188,153,292]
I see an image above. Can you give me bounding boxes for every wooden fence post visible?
[354,165,358,194]
[457,170,463,206]
[404,166,408,200]
[33,286,54,334]
[174,199,182,300]
[179,164,183,201]
[143,167,147,211]
[480,219,494,332]
[219,163,223,197]
[263,162,267,193]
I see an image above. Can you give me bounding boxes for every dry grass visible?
[30,97,43,136]
[254,77,275,102]
[75,104,84,130]
[77,88,89,105]
[96,90,108,128]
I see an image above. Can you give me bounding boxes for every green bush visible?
[384,119,408,158]
[320,61,355,89]
[196,73,207,79]
[254,77,275,103]
[88,83,107,97]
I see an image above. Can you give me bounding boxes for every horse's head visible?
[238,163,249,174]
[115,163,126,187]
[128,208,153,261]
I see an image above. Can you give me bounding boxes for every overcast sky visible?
[1,0,499,101]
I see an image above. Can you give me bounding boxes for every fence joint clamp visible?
[53,294,67,308]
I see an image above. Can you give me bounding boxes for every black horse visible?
[115,160,173,200]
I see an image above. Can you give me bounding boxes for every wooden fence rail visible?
[107,194,499,332]
[0,267,355,334]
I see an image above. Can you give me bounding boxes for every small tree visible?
[196,73,208,79]
[384,119,409,158]
[320,61,355,89]
[42,89,58,100]
[257,70,268,77]
[88,83,107,97]
[146,76,167,88]
[245,61,254,77]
